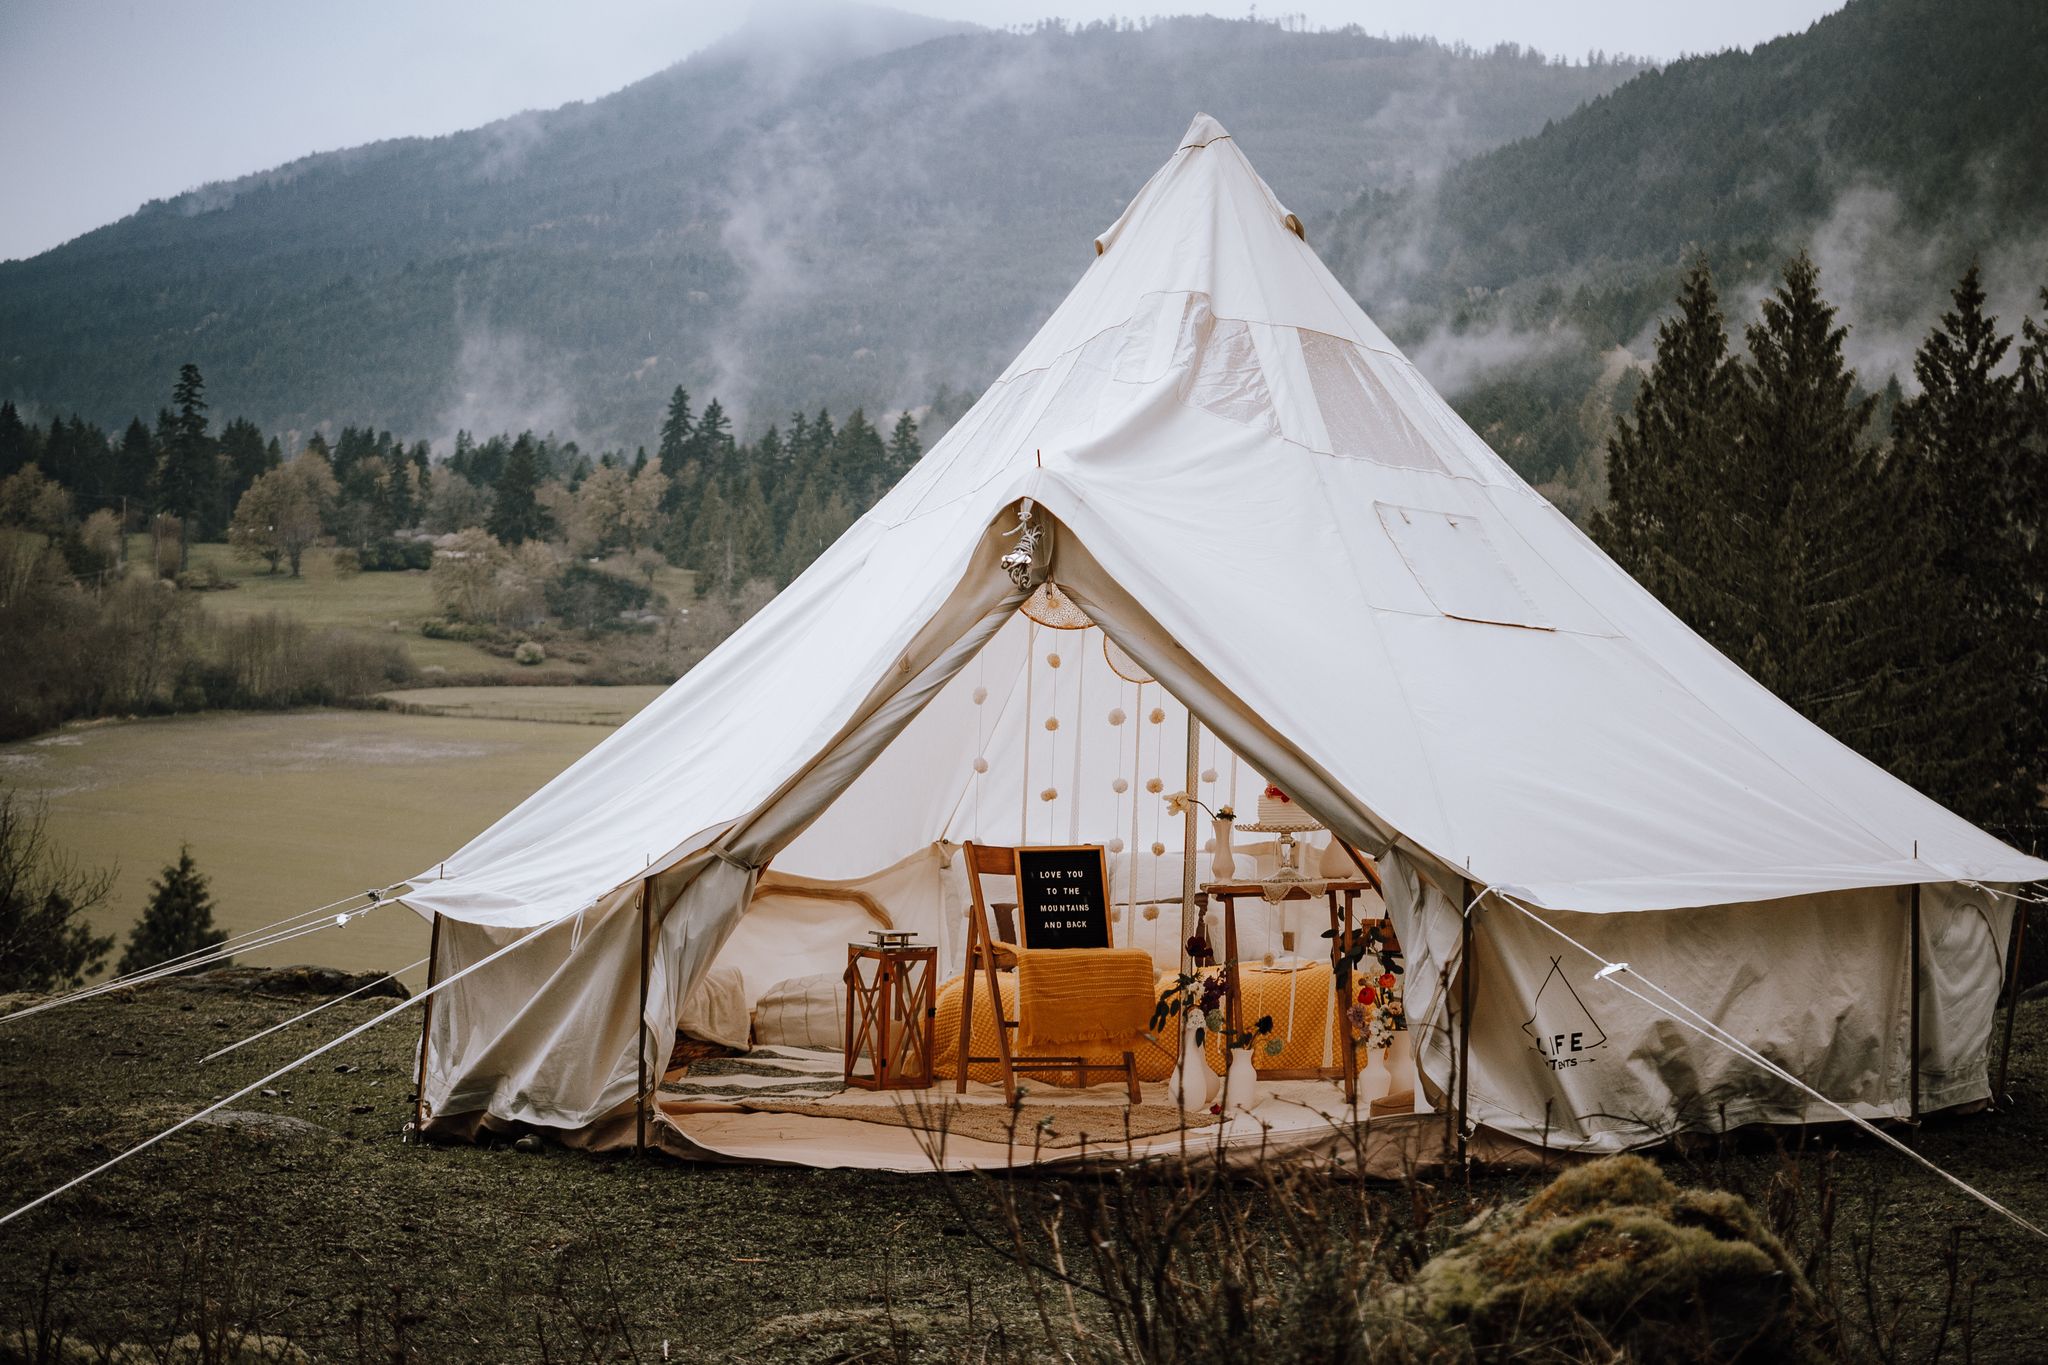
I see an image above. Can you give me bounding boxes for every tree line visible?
[1595,257,2048,856]
[0,368,927,738]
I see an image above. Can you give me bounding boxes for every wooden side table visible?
[1197,878,1377,1104]
[843,938,938,1091]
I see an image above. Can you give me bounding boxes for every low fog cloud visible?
[433,323,581,450]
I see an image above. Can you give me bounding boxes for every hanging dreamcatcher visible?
[1021,581,1092,630]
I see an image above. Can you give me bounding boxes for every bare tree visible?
[0,791,115,992]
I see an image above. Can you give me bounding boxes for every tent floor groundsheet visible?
[653,1078,1559,1176]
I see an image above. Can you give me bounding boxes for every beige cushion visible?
[752,971,847,1051]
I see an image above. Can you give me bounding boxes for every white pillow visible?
[752,971,847,1051]
[679,964,752,1050]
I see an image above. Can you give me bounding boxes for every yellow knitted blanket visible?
[1013,947,1158,1048]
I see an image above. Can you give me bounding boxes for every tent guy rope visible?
[1482,887,2048,1243]
[0,885,404,1026]
[201,955,431,1063]
[0,924,544,1231]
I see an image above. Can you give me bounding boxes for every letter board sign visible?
[1015,845,1112,950]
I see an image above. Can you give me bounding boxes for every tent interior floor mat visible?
[649,1079,1495,1174]
[741,1097,1218,1149]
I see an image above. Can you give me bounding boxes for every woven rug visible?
[659,1046,1220,1148]
[659,1045,847,1102]
[751,1098,1220,1149]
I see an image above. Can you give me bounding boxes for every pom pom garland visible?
[1046,652,1062,668]
[1107,837,1125,853]
[1150,841,1166,856]
[972,757,989,774]
[1108,708,1126,726]
[1145,777,1163,794]
[1201,768,1218,784]
[1040,787,1059,802]
[1044,717,1059,731]
[1143,905,1160,921]
[972,686,988,705]
[1149,707,1165,724]
[1111,777,1129,794]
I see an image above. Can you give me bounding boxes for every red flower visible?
[1357,984,1377,1006]
[1262,784,1291,803]
[1378,973,1396,989]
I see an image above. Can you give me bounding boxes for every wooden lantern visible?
[843,935,938,1090]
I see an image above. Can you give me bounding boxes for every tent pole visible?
[637,881,652,1154]
[1909,880,1922,1125]
[1457,878,1474,1169]
[1995,897,2029,1102]
[1180,710,1199,974]
[412,912,443,1140]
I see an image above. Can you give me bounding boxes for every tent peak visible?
[1179,113,1231,150]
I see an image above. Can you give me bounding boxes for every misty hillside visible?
[0,8,1642,448]
[1311,0,2048,510]
[1334,0,2048,348]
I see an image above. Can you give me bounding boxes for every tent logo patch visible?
[1522,957,1608,1070]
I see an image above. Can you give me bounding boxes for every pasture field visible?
[375,684,667,725]
[136,538,696,678]
[0,698,657,979]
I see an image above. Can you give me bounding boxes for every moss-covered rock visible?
[1401,1155,1824,1363]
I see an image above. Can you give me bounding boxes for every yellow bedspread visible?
[933,970,1176,1087]
[1194,962,1344,1074]
[1014,947,1157,1047]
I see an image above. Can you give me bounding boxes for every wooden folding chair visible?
[957,841,1143,1105]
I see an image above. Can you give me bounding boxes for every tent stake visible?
[637,881,652,1154]
[1995,896,2029,1102]
[1457,879,1475,1169]
[1909,880,1922,1125]
[413,912,443,1139]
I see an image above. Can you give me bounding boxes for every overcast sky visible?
[0,0,1846,263]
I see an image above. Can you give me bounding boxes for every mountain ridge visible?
[0,15,1643,450]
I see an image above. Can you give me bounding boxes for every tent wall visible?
[1386,866,2016,1152]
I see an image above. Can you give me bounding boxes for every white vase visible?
[1223,1046,1260,1114]
[1359,1048,1391,1106]
[1359,1032,1413,1107]
[1170,1014,1214,1115]
[1210,816,1237,883]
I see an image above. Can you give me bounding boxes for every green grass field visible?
[375,684,668,725]
[138,538,695,679]
[0,699,657,980]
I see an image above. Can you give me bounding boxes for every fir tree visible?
[887,410,922,481]
[0,401,31,479]
[1591,257,1742,633]
[684,479,731,584]
[835,408,888,503]
[657,386,694,479]
[219,416,276,509]
[692,399,736,484]
[117,417,155,504]
[1718,255,1908,749]
[487,433,550,544]
[729,474,777,580]
[1892,267,2042,845]
[118,846,227,976]
[155,363,220,559]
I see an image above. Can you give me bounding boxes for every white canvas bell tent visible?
[401,114,2046,1160]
